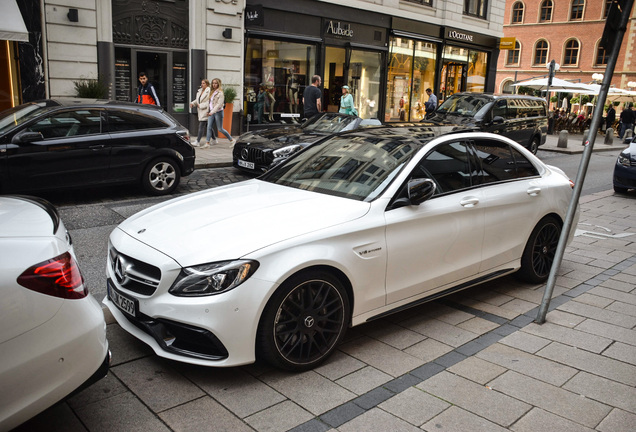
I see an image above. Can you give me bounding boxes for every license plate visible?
[238,159,255,170]
[108,281,137,318]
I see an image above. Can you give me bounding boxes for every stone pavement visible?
[16,179,636,430]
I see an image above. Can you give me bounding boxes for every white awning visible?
[0,0,29,42]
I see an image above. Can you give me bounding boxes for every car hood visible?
[239,127,325,150]
[0,197,57,238]
[116,180,370,266]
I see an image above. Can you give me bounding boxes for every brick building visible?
[496,0,636,98]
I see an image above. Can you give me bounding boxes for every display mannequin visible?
[267,86,276,122]
[286,64,299,120]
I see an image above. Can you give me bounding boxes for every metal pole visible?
[536,0,634,323]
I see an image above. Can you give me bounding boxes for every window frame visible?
[506,41,521,66]
[511,1,525,24]
[464,0,488,19]
[595,41,608,66]
[533,40,549,66]
[563,39,580,66]
[539,0,553,22]
[402,0,433,6]
[570,0,585,21]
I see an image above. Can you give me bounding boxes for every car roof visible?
[448,92,546,102]
[337,123,474,146]
[23,98,164,111]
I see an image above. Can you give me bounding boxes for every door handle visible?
[527,186,541,196]
[89,145,105,150]
[460,197,479,207]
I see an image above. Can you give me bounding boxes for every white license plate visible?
[109,282,137,318]
[238,159,255,170]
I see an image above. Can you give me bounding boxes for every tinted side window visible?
[473,140,517,183]
[107,110,168,132]
[473,139,540,182]
[27,109,102,139]
[418,141,472,194]
[511,147,540,177]
[492,100,507,118]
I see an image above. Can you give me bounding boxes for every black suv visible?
[428,93,548,154]
[0,99,195,195]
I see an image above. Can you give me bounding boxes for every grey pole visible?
[535,0,634,323]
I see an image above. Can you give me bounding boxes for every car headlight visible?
[617,151,631,167]
[169,260,259,296]
[273,144,302,158]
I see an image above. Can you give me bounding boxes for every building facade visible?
[3,0,507,133]
[496,0,636,100]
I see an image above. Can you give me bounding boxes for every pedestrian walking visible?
[136,72,160,106]
[302,75,322,119]
[605,104,616,134]
[204,78,236,149]
[339,85,357,116]
[189,79,211,146]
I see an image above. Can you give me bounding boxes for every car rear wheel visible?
[142,158,180,195]
[529,136,540,155]
[257,270,350,371]
[517,216,561,283]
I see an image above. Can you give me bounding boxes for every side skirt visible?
[365,269,515,323]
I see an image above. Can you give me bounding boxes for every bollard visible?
[582,129,589,145]
[604,128,614,145]
[557,130,569,148]
[626,129,634,142]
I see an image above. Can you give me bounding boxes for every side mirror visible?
[492,116,505,124]
[408,178,436,205]
[12,130,44,144]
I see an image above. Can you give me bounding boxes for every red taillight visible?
[17,252,87,299]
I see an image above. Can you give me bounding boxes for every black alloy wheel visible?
[518,216,561,283]
[142,157,180,195]
[530,136,540,155]
[257,271,350,371]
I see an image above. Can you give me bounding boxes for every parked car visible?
[0,195,109,430]
[233,112,381,174]
[428,93,548,154]
[0,99,195,196]
[613,141,636,193]
[104,125,577,372]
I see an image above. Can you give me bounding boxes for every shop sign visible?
[326,20,354,38]
[447,30,474,42]
[246,5,264,26]
[499,37,516,50]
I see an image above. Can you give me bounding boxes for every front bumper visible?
[613,163,636,189]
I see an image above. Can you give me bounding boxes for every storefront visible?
[386,18,499,123]
[244,0,389,127]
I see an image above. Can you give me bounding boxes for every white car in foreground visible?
[0,196,109,430]
[104,126,577,371]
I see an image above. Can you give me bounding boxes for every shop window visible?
[386,37,437,122]
[349,50,382,120]
[570,0,584,20]
[511,2,524,23]
[533,40,548,65]
[244,38,316,125]
[539,0,553,22]
[595,43,608,66]
[563,39,580,65]
[464,0,488,19]
[467,50,488,93]
[506,42,521,65]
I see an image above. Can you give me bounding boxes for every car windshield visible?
[0,102,52,135]
[436,95,491,117]
[261,130,424,201]
[302,113,357,134]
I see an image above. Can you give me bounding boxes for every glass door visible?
[137,51,168,109]
[441,62,465,102]
[324,47,346,113]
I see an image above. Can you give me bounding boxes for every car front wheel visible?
[530,136,540,154]
[257,270,350,371]
[142,158,180,195]
[614,185,628,194]
[517,216,561,283]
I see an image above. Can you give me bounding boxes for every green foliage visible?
[550,96,558,102]
[570,96,580,104]
[73,78,108,99]
[581,95,590,105]
[223,86,237,104]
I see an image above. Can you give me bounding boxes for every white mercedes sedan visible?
[104,125,577,371]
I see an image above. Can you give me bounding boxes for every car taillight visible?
[17,252,87,299]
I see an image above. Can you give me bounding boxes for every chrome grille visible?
[236,144,271,164]
[109,246,161,296]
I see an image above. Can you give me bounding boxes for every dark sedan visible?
[233,113,381,174]
[0,99,195,196]
[613,141,636,193]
